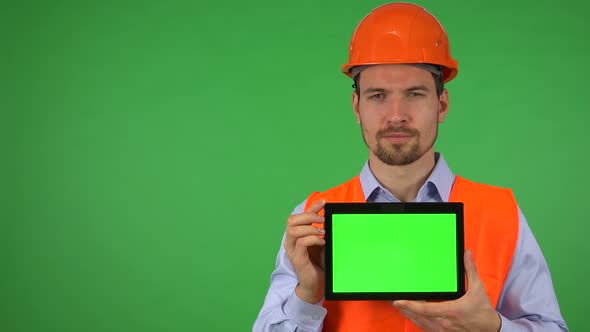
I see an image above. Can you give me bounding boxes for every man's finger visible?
[308,245,325,268]
[398,309,436,331]
[284,224,325,252]
[288,225,325,240]
[294,235,326,256]
[287,212,324,227]
[307,199,326,214]
[393,300,452,318]
[398,309,421,325]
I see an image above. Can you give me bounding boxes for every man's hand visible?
[393,250,501,332]
[284,200,326,304]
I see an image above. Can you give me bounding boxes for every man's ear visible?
[438,89,449,123]
[352,91,360,124]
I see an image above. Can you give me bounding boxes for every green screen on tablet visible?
[324,203,465,301]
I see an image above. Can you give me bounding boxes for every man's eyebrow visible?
[362,85,431,95]
[406,85,430,92]
[362,87,389,95]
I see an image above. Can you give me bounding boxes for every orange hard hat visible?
[342,2,458,83]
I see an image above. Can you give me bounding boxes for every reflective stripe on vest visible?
[303,175,519,332]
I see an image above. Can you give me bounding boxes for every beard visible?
[362,124,438,166]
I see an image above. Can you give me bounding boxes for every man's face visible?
[352,64,449,166]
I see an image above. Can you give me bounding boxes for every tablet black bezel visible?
[324,202,465,301]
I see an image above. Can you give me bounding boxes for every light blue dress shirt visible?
[253,153,568,331]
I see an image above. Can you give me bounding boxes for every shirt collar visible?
[358,152,455,202]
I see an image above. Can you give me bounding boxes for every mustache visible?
[377,127,419,138]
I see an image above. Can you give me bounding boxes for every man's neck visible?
[368,149,437,202]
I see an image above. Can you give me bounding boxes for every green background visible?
[2,0,587,331]
[332,214,456,292]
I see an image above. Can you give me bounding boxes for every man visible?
[253,2,567,331]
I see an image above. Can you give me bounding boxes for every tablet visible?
[324,202,465,301]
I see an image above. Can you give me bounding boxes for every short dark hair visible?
[352,72,444,97]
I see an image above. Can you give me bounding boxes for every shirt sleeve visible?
[497,206,568,331]
[252,199,328,332]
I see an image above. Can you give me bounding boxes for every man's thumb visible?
[465,250,481,287]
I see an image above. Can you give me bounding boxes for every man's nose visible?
[385,98,408,125]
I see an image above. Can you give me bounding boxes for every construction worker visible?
[253,2,568,331]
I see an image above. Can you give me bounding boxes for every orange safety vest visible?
[303,175,519,332]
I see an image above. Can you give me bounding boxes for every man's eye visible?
[369,93,385,100]
[408,91,424,97]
